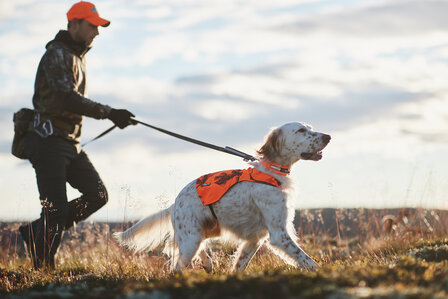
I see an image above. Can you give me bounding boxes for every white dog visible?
[114,122,331,272]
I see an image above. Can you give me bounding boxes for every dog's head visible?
[257,122,331,165]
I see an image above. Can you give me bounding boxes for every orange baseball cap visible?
[67,1,110,27]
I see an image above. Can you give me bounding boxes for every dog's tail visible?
[113,206,173,253]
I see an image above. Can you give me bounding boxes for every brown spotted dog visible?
[114,122,331,272]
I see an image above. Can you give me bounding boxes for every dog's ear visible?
[257,128,284,161]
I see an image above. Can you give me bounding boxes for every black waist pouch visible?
[12,108,34,159]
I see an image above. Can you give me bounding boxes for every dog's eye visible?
[297,128,306,133]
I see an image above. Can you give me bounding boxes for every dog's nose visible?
[322,134,331,143]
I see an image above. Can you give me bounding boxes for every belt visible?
[34,113,80,138]
[52,118,80,136]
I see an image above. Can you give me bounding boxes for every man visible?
[19,1,135,269]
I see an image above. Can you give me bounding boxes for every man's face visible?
[72,20,99,46]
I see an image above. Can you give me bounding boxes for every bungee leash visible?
[82,119,257,162]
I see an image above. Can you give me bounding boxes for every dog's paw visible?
[309,260,320,271]
[302,258,319,271]
[112,232,123,243]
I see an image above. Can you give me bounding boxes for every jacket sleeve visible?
[41,46,111,119]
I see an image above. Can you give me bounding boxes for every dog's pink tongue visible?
[312,151,323,160]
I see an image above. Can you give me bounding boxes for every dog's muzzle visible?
[301,134,331,161]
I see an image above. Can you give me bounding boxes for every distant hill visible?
[294,208,448,240]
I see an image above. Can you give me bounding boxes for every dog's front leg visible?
[269,231,319,270]
[257,196,319,270]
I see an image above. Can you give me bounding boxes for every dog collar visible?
[260,161,290,176]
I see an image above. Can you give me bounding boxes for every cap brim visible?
[85,16,110,27]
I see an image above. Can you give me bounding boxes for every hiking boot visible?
[18,222,55,270]
[19,224,32,256]
[19,223,41,268]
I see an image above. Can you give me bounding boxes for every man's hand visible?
[108,109,136,129]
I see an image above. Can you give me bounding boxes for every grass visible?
[1,210,448,298]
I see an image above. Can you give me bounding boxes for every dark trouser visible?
[22,132,108,268]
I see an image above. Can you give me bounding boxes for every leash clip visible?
[224,146,256,162]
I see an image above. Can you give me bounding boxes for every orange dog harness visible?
[196,168,281,206]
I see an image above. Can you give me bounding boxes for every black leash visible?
[83,119,257,162]
[81,124,117,147]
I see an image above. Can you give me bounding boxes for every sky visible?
[0,0,447,222]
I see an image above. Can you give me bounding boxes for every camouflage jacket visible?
[32,30,111,142]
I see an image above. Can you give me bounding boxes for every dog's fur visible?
[114,122,331,272]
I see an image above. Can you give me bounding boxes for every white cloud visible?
[89,75,171,104]
[1,0,448,220]
[208,73,301,107]
[193,99,262,121]
[0,0,38,20]
[283,0,448,36]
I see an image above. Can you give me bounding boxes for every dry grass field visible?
[1,208,448,298]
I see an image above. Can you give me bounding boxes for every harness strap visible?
[208,205,218,220]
